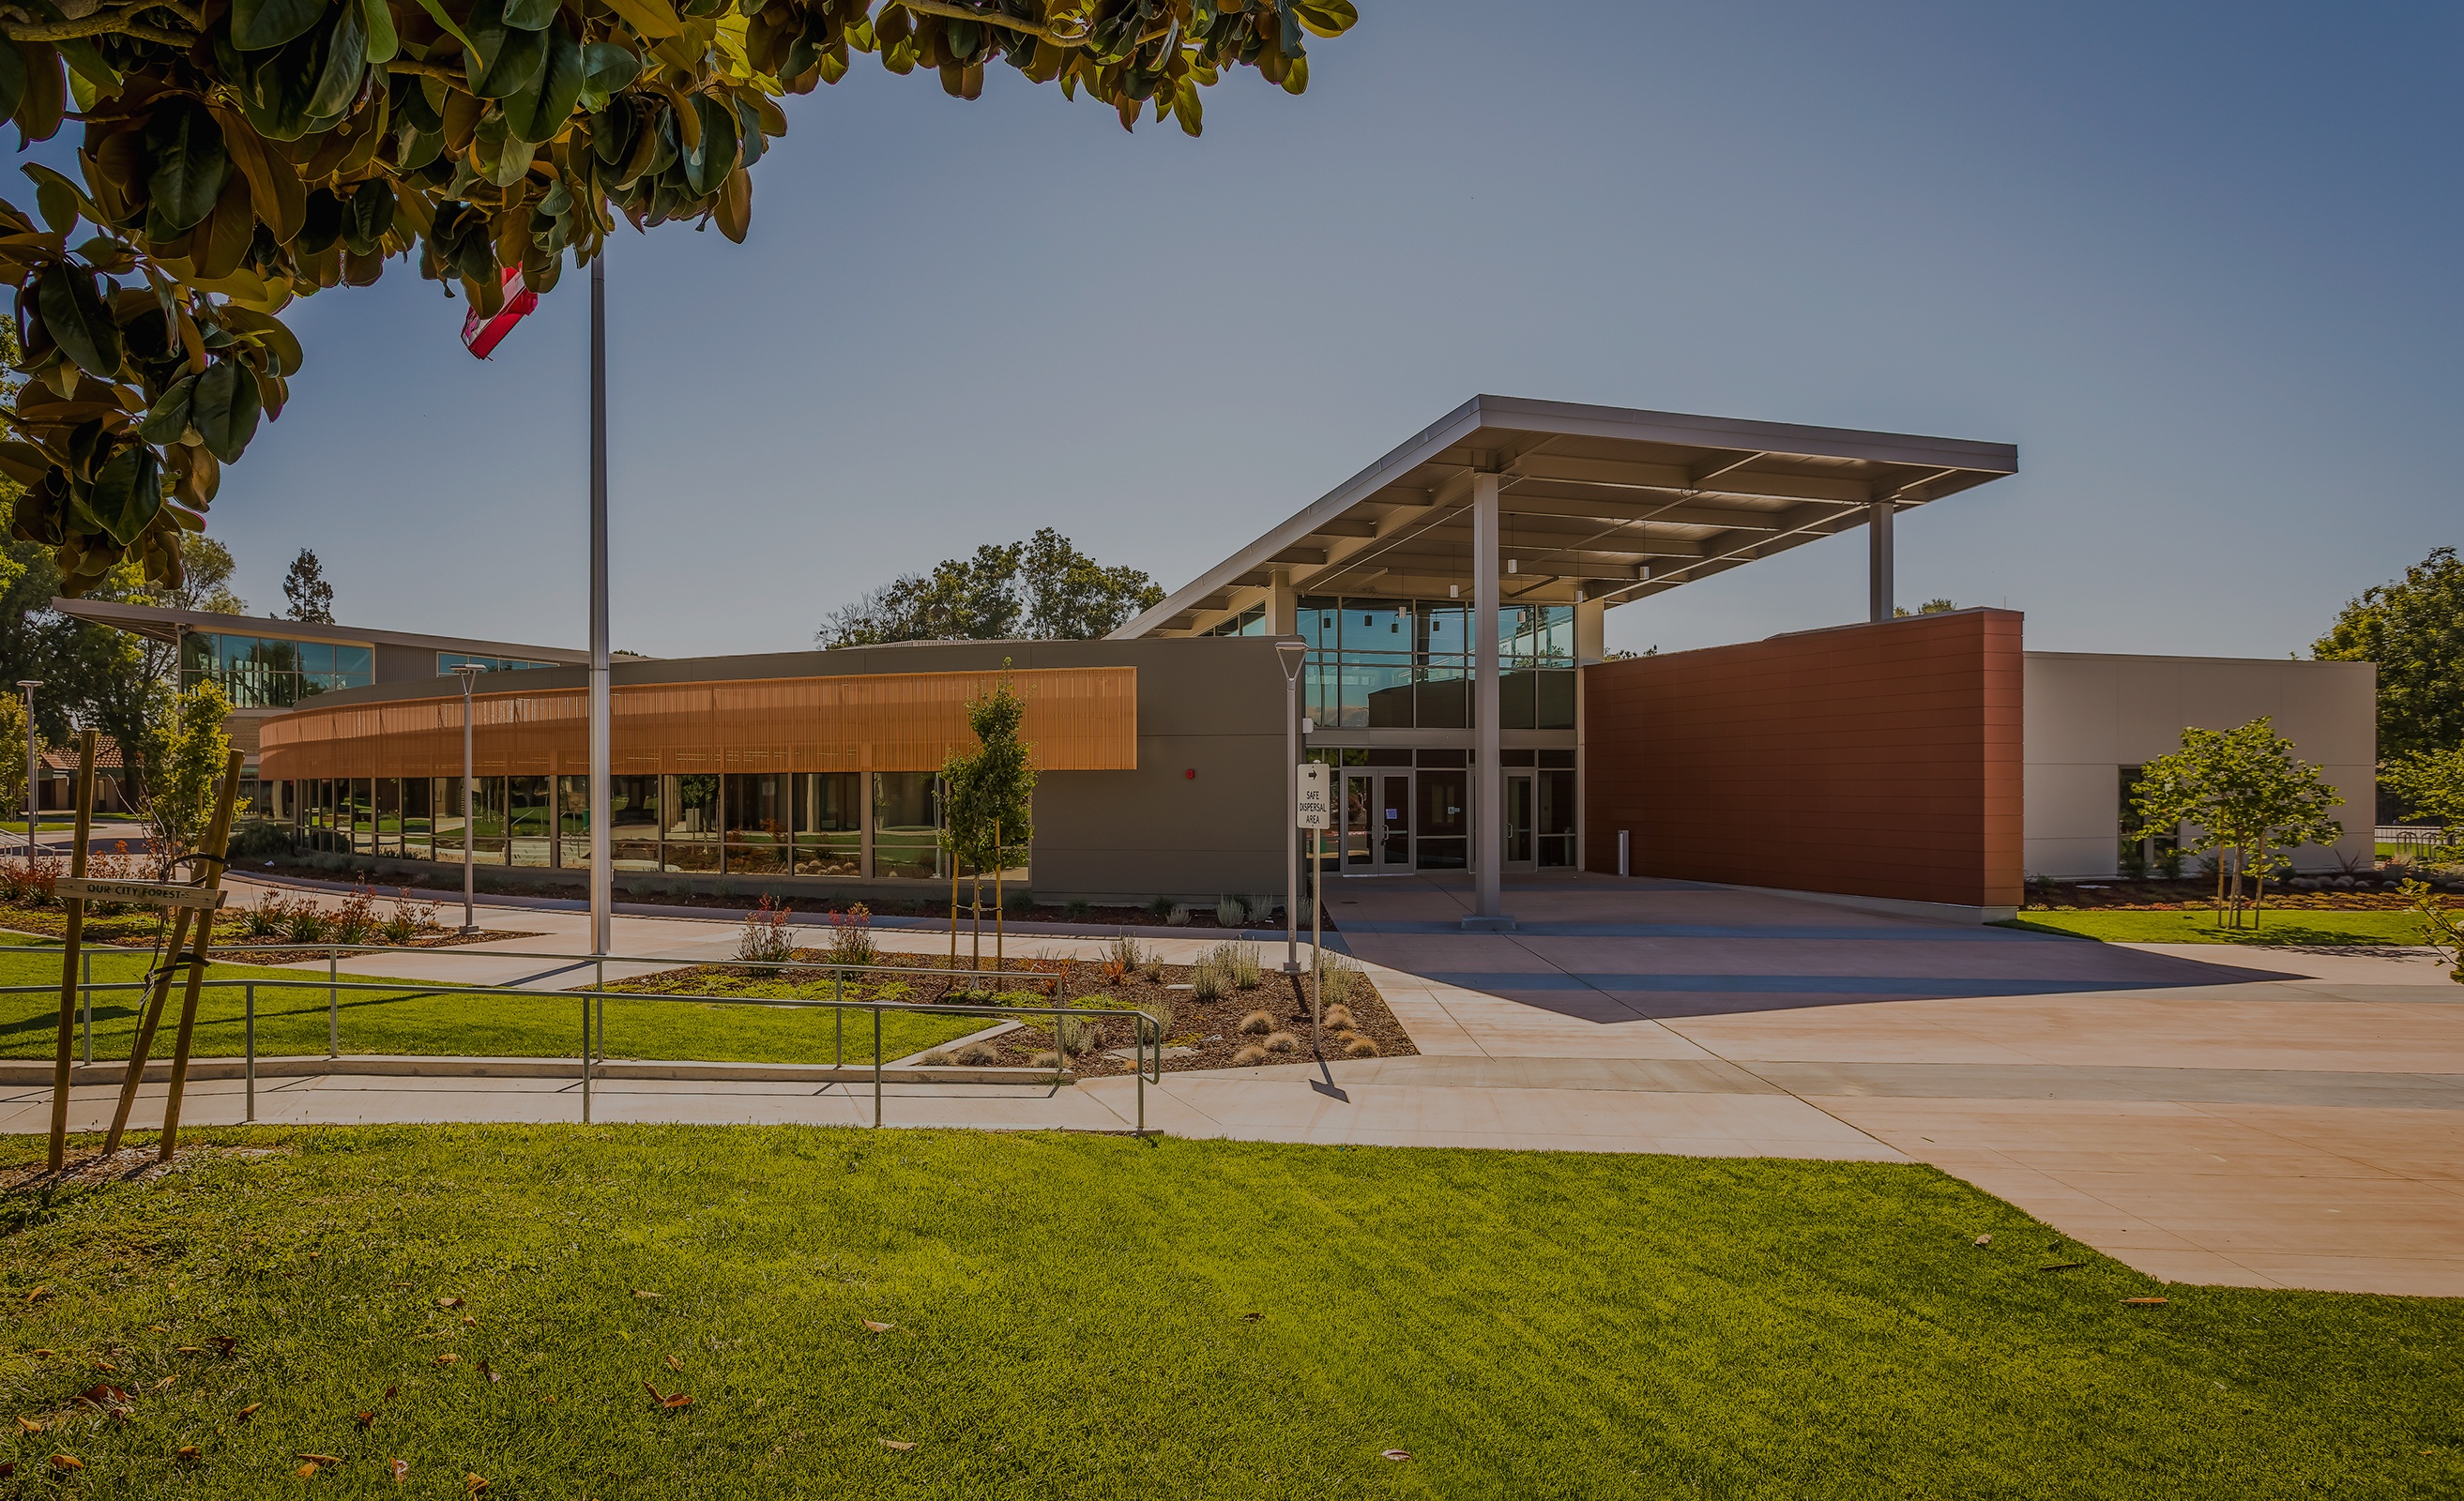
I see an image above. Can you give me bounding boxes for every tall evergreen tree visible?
[282,549,337,624]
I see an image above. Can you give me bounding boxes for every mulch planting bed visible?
[0,902,537,958]
[602,945,1414,1077]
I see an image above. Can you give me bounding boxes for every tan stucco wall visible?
[2023,652,2376,878]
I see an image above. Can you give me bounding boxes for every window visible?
[179,630,372,706]
[438,652,556,675]
[872,772,942,879]
[1203,604,1267,637]
[1298,594,1575,730]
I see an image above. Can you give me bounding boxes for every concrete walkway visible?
[11,872,2461,1296]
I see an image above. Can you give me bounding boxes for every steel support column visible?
[1868,499,1894,623]
[1470,471,1509,928]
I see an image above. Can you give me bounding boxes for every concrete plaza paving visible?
[9,871,2459,1296]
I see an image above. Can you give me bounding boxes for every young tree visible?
[936,672,1036,973]
[2313,546,2464,760]
[283,549,336,623]
[2131,717,2346,927]
[0,690,29,821]
[0,2,1360,597]
[2382,748,2464,849]
[145,678,235,862]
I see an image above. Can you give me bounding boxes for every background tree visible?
[821,529,1161,646]
[2381,749,2464,849]
[2313,545,2462,762]
[164,535,248,616]
[283,547,336,622]
[0,0,1358,596]
[144,677,234,860]
[1893,598,1958,617]
[2131,717,2345,927]
[0,689,29,821]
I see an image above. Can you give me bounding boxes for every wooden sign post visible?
[101,750,242,1158]
[45,731,99,1174]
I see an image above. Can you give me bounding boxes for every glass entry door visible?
[1503,772,1535,871]
[1341,770,1415,873]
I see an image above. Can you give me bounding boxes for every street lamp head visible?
[15,680,39,690]
[1273,638,1307,684]
[450,664,486,684]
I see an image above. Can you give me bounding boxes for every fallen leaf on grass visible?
[148,1324,169,1333]
[461,1316,477,1327]
[631,1290,661,1300]
[298,1452,341,1464]
[434,1354,459,1367]
[51,1454,83,1471]
[175,1346,203,1355]
[665,1354,684,1371]
[175,1447,200,1462]
[1973,1234,1992,1247]
[76,1383,131,1410]
[479,1360,500,1385]
[644,1382,692,1410]
[89,1359,118,1372]
[29,1349,53,1358]
[435,1297,464,1310]
[25,1286,50,1304]
[382,1385,398,1402]
[150,1374,175,1391]
[1380,1448,1411,1461]
[2122,1296,2169,1306]
[389,1458,408,1482]
[860,1321,893,1333]
[1239,1312,1264,1323]
[209,1336,237,1357]
[877,1439,915,1451]
[236,1402,262,1421]
[2039,1261,2088,1272]
[16,1416,41,1433]
[0,1462,12,1478]
[465,1474,489,1493]
[297,1462,320,1478]
[356,1411,375,1429]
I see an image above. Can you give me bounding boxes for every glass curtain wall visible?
[795,773,861,876]
[179,632,373,707]
[873,773,942,879]
[1300,596,1575,730]
[724,773,792,874]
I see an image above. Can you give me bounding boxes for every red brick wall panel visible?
[1582,610,2024,909]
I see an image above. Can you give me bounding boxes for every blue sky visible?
[170,0,2459,660]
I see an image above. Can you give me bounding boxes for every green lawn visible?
[0,936,987,1067]
[0,1126,2457,1497]
[2006,908,2435,947]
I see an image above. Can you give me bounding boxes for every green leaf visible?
[232,0,328,53]
[359,0,399,65]
[502,20,585,143]
[1288,0,1357,38]
[84,444,162,546]
[142,99,230,240]
[501,0,557,29]
[681,91,738,196]
[403,0,473,50]
[36,260,121,380]
[23,162,82,235]
[466,0,552,99]
[138,372,197,445]
[582,41,641,95]
[305,0,369,120]
[190,358,263,462]
[220,305,305,378]
[0,38,23,125]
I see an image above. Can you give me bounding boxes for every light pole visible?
[452,664,485,935]
[586,254,612,960]
[1275,639,1307,973]
[15,680,38,862]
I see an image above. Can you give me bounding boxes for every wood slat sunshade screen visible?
[259,667,1137,781]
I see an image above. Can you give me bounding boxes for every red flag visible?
[460,267,540,359]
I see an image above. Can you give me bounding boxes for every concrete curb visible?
[5,1055,1075,1087]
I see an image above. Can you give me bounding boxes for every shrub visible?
[1102,934,1148,984]
[1322,1005,1357,1033]
[737,896,796,964]
[954,1040,999,1066]
[1232,1044,1268,1066]
[1209,942,1263,991]
[1342,1035,1379,1058]
[1053,1014,1098,1059]
[1063,899,1092,920]
[1,858,59,906]
[282,902,330,944]
[668,878,694,901]
[1191,963,1225,1001]
[226,820,293,860]
[1215,895,1244,928]
[1319,954,1363,1008]
[238,889,291,939]
[1030,1050,1062,1069]
[1263,1031,1299,1054]
[827,903,879,967]
[915,1049,955,1067]
[1147,895,1176,918]
[1244,895,1277,924]
[1237,1010,1273,1037]
[328,887,379,946]
[1141,957,1165,982]
[1138,997,1176,1044]
[1164,904,1191,927]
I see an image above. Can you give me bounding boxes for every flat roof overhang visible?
[49,597,593,665]
[1114,395,2018,636]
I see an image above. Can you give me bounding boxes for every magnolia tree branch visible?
[6,8,194,41]
[887,0,1094,45]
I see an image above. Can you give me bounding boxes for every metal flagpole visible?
[453,664,482,932]
[588,257,612,959]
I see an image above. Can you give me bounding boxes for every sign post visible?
[45,731,97,1173]
[1296,763,1330,1053]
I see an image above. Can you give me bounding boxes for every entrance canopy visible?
[1117,395,2018,636]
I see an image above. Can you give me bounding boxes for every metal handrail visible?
[2,969,1164,1133]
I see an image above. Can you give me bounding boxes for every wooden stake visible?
[157,750,245,1160]
[993,821,1003,977]
[102,904,192,1155]
[45,731,99,1173]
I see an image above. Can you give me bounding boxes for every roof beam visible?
[1505,452,1878,505]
